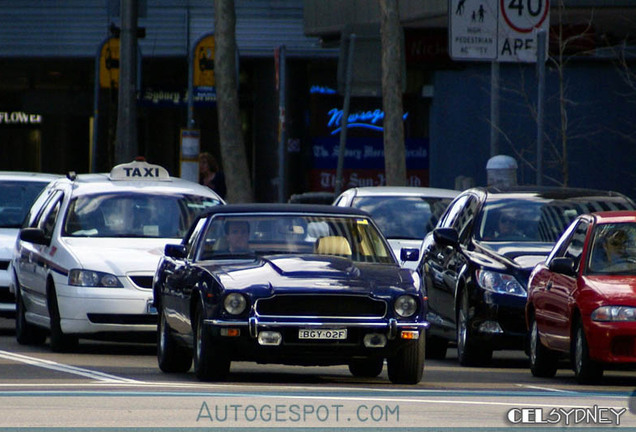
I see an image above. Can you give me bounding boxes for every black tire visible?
[193,302,230,381]
[456,289,492,366]
[15,286,46,346]
[528,317,557,378]
[157,308,192,373]
[573,319,603,384]
[348,358,384,378]
[387,333,425,384]
[425,335,448,360]
[47,283,78,353]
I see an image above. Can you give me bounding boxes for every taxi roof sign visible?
[110,160,171,181]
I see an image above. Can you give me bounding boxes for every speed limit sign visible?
[498,0,550,62]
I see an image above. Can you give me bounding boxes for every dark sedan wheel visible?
[193,302,230,381]
[387,334,425,384]
[529,317,557,378]
[457,289,492,366]
[15,287,46,346]
[573,320,603,384]
[158,308,192,373]
[47,283,78,353]
[348,358,384,378]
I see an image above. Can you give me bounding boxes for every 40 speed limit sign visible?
[498,0,550,62]
[449,0,549,63]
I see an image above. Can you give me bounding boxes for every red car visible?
[526,211,636,383]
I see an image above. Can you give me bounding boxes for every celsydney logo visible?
[506,406,626,425]
[327,108,408,135]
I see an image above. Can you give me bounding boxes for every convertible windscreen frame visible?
[195,213,396,264]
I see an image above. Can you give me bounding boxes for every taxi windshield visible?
[63,193,220,238]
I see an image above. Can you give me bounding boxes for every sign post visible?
[449,0,550,63]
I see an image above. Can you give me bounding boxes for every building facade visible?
[303,0,636,198]
[0,0,336,202]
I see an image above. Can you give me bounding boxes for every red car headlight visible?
[591,306,636,322]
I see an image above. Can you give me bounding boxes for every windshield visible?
[198,214,396,264]
[476,197,636,243]
[587,222,636,275]
[63,192,221,238]
[352,196,453,239]
[0,180,51,228]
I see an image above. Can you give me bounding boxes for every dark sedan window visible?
[197,214,395,264]
[476,197,636,243]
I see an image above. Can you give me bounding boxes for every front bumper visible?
[56,283,156,334]
[585,318,636,365]
[203,316,429,365]
[470,289,528,349]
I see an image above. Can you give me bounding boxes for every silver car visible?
[334,186,459,269]
[0,172,60,317]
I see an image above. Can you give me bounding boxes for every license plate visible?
[147,301,157,315]
[298,329,347,340]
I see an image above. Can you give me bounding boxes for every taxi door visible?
[17,191,64,319]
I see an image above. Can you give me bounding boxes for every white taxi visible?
[11,159,224,351]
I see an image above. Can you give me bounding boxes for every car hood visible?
[62,237,170,275]
[584,276,636,305]
[213,255,414,294]
[476,241,554,270]
[0,228,18,260]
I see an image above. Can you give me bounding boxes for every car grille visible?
[255,294,387,318]
[0,260,9,271]
[129,276,153,289]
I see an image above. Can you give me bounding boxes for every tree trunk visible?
[214,0,253,202]
[379,0,406,186]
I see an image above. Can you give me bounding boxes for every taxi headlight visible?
[394,295,417,318]
[223,293,247,315]
[69,269,123,288]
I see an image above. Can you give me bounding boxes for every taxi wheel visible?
[193,302,230,381]
[572,319,603,384]
[529,316,557,378]
[47,282,78,353]
[456,289,492,366]
[387,334,425,384]
[348,357,384,378]
[158,307,192,373]
[15,286,46,346]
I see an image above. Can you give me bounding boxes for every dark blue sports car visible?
[153,204,427,384]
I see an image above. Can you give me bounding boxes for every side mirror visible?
[19,228,48,246]
[432,227,459,247]
[400,248,420,262]
[164,244,187,259]
[549,257,576,277]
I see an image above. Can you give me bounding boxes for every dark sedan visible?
[153,204,427,383]
[419,186,636,366]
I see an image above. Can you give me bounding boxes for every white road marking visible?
[0,350,142,384]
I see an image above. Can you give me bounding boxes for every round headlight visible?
[394,295,417,318]
[223,293,247,315]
